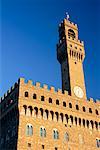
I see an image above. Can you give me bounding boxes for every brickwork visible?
[0,17,100,150]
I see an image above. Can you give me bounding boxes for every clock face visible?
[74,86,84,98]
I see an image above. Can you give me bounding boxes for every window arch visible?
[76,105,79,110]
[26,124,33,136]
[69,103,72,108]
[70,115,73,124]
[33,93,37,99]
[56,99,59,105]
[40,127,46,137]
[53,129,59,139]
[23,105,27,115]
[64,132,69,141]
[95,121,98,130]
[83,119,85,127]
[95,109,99,115]
[25,91,28,97]
[50,111,54,120]
[86,120,89,128]
[63,101,66,107]
[83,106,86,112]
[41,96,45,101]
[89,108,92,113]
[34,107,38,116]
[90,120,94,129]
[55,112,59,121]
[68,29,76,39]
[49,98,52,103]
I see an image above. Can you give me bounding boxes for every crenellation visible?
[96,99,100,103]
[18,77,25,85]
[64,90,68,95]
[43,84,48,90]
[89,98,94,103]
[77,39,84,45]
[35,82,41,88]
[50,86,55,92]
[27,79,33,86]
[57,88,62,94]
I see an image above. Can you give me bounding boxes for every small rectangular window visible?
[76,105,79,110]
[41,96,45,101]
[42,144,45,149]
[89,108,92,113]
[28,143,31,147]
[96,139,100,148]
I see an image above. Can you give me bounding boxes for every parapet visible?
[87,97,100,104]
[64,18,78,29]
[0,82,18,103]
[18,77,69,96]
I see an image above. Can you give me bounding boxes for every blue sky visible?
[1,0,100,100]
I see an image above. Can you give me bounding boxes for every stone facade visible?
[0,17,100,150]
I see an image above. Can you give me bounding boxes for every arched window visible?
[70,115,73,124]
[26,124,33,136]
[50,111,54,120]
[41,96,45,101]
[33,93,37,99]
[63,101,66,107]
[44,128,46,137]
[49,98,52,103]
[53,129,59,139]
[69,103,72,108]
[56,99,59,105]
[76,105,79,110]
[64,132,69,141]
[56,131,59,139]
[40,108,43,117]
[28,106,33,116]
[89,108,92,113]
[96,139,100,148]
[95,109,99,115]
[23,105,27,115]
[55,112,59,121]
[65,114,69,123]
[68,29,76,39]
[45,109,49,119]
[83,119,85,127]
[90,120,94,129]
[86,120,89,128]
[75,117,77,125]
[40,127,46,137]
[25,91,28,97]
[95,121,98,130]
[34,107,38,116]
[79,118,81,126]
[40,127,43,137]
[83,106,86,112]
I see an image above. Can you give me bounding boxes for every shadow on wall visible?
[0,83,19,150]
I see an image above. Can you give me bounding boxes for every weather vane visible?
[66,12,70,20]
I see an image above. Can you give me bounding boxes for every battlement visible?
[18,78,100,106]
[0,82,18,103]
[1,78,100,105]
[18,77,68,96]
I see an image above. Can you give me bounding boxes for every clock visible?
[74,86,84,98]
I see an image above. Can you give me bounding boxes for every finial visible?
[66,12,70,20]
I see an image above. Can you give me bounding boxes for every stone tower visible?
[0,15,100,150]
[57,16,86,99]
